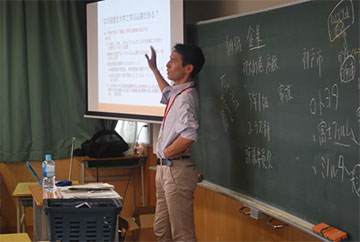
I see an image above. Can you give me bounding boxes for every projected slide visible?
[87,0,183,122]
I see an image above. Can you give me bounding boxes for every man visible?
[145,44,205,242]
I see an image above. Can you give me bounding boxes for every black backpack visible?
[79,130,129,158]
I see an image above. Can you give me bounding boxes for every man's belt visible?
[156,156,191,166]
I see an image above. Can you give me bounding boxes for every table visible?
[29,185,59,241]
[12,182,39,233]
[0,233,31,242]
[12,181,79,234]
[77,155,147,206]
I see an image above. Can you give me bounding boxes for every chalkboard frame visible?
[192,0,360,240]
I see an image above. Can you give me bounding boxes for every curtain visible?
[0,0,111,162]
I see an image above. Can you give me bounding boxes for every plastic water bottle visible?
[42,154,56,197]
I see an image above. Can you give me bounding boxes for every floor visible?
[125,228,157,241]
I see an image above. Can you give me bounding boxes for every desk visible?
[77,155,146,206]
[29,185,59,242]
[0,233,31,242]
[12,182,38,233]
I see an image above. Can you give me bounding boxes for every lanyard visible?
[163,85,195,129]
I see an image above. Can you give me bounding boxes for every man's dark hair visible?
[174,43,205,78]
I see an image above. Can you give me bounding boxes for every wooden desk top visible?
[76,154,147,162]
[12,182,39,197]
[29,181,103,207]
[29,185,61,207]
[0,233,31,242]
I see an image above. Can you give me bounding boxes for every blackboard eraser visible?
[312,223,348,242]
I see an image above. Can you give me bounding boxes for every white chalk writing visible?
[249,91,269,112]
[266,55,280,75]
[313,119,358,147]
[278,83,293,104]
[340,55,356,84]
[356,107,360,123]
[226,35,242,56]
[313,154,360,197]
[309,84,339,116]
[245,145,273,170]
[328,0,354,42]
[243,56,263,77]
[242,54,279,77]
[247,25,266,50]
[302,48,324,78]
[248,120,271,141]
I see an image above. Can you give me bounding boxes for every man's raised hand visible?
[145,46,158,72]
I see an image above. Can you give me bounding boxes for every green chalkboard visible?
[192,0,360,240]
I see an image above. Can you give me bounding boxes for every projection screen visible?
[86,0,184,123]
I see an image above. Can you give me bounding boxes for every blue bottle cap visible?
[45,154,52,160]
